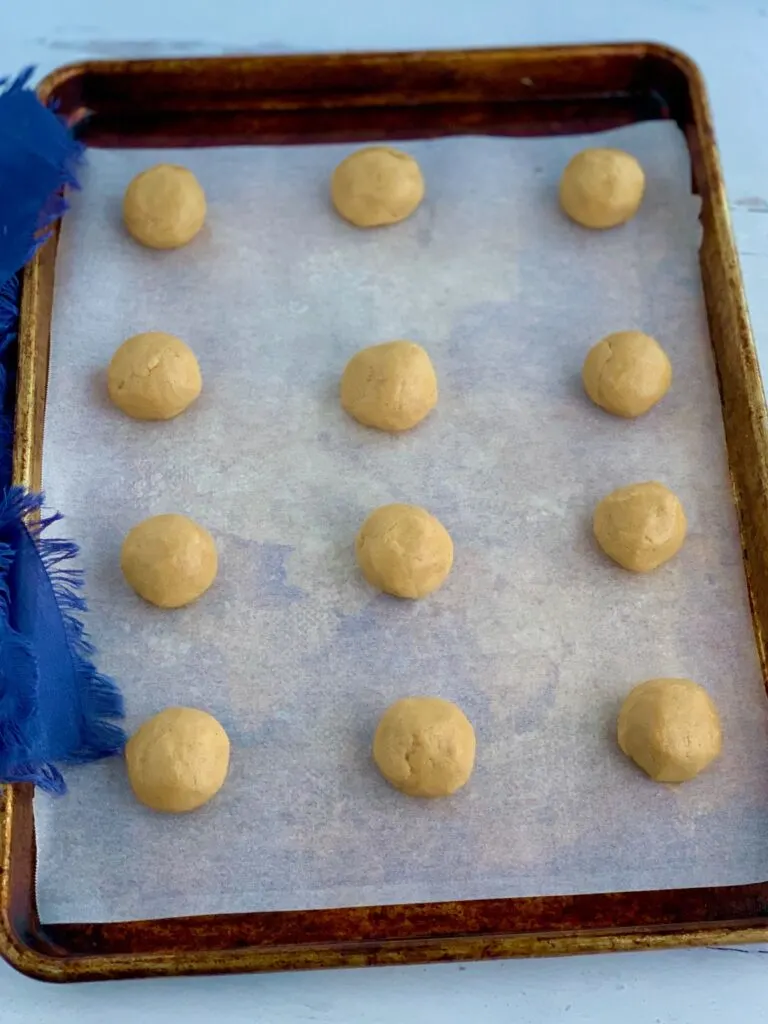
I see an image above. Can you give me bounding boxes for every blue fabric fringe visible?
[0,489,126,792]
[0,68,84,283]
[0,70,125,792]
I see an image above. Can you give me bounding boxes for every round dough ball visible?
[126,706,230,812]
[593,482,687,573]
[107,331,202,421]
[340,341,437,432]
[559,148,645,229]
[123,163,206,249]
[331,146,424,227]
[618,678,722,783]
[373,696,476,797]
[582,330,671,418]
[356,504,453,599]
[121,514,218,608]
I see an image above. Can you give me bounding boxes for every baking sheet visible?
[34,124,768,925]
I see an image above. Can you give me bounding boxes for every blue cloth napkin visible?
[0,68,82,282]
[0,69,125,792]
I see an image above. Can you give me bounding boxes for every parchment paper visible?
[35,125,768,924]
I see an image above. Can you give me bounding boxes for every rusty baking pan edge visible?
[3,42,768,982]
[35,42,692,146]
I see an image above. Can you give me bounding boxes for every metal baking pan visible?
[3,42,768,982]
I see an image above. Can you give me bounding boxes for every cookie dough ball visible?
[107,331,202,421]
[582,331,672,418]
[618,678,722,783]
[373,697,476,797]
[121,514,218,608]
[340,341,437,432]
[559,148,645,229]
[593,482,687,573]
[356,504,453,599]
[331,146,424,227]
[123,164,206,249]
[126,707,230,812]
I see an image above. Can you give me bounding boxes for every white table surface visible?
[3,0,768,1019]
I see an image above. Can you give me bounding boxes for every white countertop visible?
[2,0,768,1018]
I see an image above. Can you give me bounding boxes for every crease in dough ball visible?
[582,330,672,418]
[340,340,437,432]
[559,148,645,229]
[121,513,218,608]
[123,163,207,249]
[356,503,453,599]
[107,331,202,421]
[331,146,425,227]
[618,678,722,783]
[126,706,230,812]
[373,696,476,798]
[593,481,687,573]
